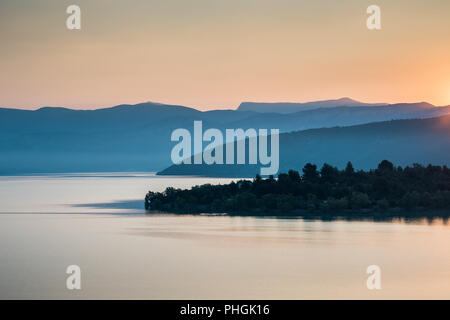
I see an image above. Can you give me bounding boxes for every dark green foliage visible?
[302,163,319,182]
[145,161,450,215]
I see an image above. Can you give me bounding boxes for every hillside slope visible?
[1,100,449,174]
[158,115,450,177]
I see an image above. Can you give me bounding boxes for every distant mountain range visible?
[237,97,387,113]
[159,115,450,177]
[0,98,449,174]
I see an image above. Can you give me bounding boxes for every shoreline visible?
[145,208,450,222]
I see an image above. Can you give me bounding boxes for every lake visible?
[0,173,449,299]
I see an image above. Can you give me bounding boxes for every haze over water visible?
[0,174,449,299]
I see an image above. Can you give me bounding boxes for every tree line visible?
[145,160,450,216]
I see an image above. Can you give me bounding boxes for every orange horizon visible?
[1,0,449,111]
[3,97,450,112]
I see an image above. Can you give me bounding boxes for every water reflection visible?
[0,174,449,299]
[72,200,144,211]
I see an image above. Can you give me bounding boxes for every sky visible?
[1,0,450,110]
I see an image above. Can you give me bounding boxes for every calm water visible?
[0,173,449,299]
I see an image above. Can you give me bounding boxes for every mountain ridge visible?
[1,99,450,175]
[158,114,450,177]
[237,97,390,114]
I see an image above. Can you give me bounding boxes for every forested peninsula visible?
[145,161,450,218]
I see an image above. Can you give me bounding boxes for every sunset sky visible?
[1,0,449,110]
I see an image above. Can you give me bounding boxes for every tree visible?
[302,163,319,182]
[400,191,421,209]
[376,199,389,211]
[288,169,301,182]
[144,191,155,210]
[345,161,355,176]
[378,160,394,172]
[351,192,371,209]
[321,163,339,182]
[328,197,349,210]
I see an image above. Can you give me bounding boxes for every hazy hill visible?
[237,97,387,114]
[230,102,450,132]
[1,100,449,174]
[158,115,450,177]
